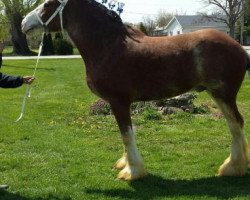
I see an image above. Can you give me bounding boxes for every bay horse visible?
[22,0,249,180]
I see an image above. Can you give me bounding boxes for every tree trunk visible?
[229,21,235,38]
[229,27,235,38]
[10,13,33,55]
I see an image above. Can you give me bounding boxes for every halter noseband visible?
[36,0,69,31]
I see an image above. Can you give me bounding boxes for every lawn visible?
[0,58,250,200]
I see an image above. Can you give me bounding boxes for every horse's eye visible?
[44,3,50,8]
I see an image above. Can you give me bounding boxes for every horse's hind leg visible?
[110,101,147,180]
[210,94,249,176]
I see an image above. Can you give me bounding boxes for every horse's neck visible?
[65,3,126,66]
[68,28,123,67]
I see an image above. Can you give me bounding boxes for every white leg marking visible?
[117,127,147,180]
[217,102,249,176]
[113,149,127,170]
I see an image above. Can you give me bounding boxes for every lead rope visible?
[15,0,68,122]
[15,39,44,122]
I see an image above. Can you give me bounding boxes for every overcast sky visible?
[100,0,208,24]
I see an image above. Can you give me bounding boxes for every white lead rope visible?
[15,0,68,122]
[15,40,43,122]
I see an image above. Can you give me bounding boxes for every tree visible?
[0,0,42,55]
[155,10,172,28]
[138,22,148,35]
[142,16,156,36]
[0,14,9,41]
[142,10,173,36]
[201,0,246,37]
[240,0,250,43]
[53,32,73,55]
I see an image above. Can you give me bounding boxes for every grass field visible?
[0,58,250,200]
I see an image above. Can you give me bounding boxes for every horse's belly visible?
[133,81,195,101]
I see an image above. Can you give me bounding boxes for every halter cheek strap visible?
[36,0,69,31]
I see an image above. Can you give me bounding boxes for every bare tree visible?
[155,10,173,27]
[201,0,246,37]
[142,10,173,36]
[142,16,156,36]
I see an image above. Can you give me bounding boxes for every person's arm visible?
[0,43,35,88]
[0,42,4,68]
[0,72,24,88]
[0,52,2,68]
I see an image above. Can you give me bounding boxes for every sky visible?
[97,0,209,24]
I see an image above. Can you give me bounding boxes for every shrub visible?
[143,106,162,120]
[89,99,112,115]
[89,93,210,117]
[194,104,210,114]
[53,33,73,55]
[41,33,55,55]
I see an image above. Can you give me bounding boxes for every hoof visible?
[113,155,127,170]
[218,157,248,177]
[117,164,147,181]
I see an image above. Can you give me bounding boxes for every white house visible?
[153,15,229,36]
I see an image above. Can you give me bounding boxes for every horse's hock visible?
[89,93,209,116]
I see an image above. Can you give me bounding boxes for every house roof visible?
[175,15,227,28]
[153,15,228,34]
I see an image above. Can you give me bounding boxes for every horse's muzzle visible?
[22,10,42,34]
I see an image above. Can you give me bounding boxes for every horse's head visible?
[22,0,69,34]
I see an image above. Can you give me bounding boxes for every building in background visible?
[153,15,229,36]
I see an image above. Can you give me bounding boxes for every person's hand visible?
[0,42,5,53]
[23,76,35,85]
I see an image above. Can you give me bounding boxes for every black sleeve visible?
[0,73,24,88]
[0,53,2,68]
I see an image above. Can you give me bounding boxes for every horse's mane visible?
[74,0,145,42]
[86,0,124,28]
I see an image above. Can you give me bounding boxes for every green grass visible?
[2,46,13,56]
[0,58,250,200]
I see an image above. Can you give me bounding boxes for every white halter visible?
[36,0,69,31]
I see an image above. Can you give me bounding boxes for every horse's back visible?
[142,29,248,82]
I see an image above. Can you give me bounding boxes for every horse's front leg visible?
[110,101,147,180]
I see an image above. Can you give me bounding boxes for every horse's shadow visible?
[0,189,71,200]
[86,172,250,200]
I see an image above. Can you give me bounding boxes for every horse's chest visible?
[86,76,101,96]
